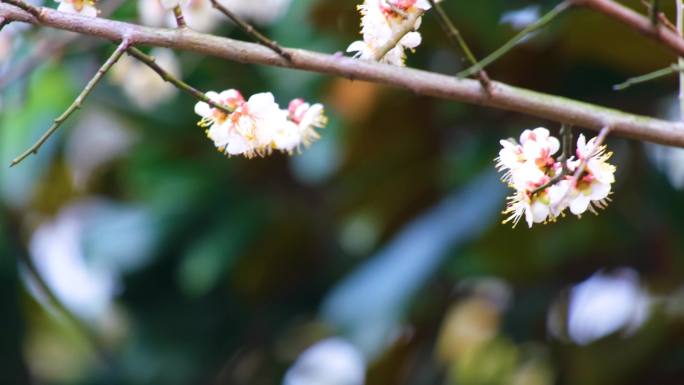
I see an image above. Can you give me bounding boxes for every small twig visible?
[126,47,234,115]
[373,9,424,61]
[641,0,676,32]
[208,0,291,61]
[458,1,572,78]
[613,64,684,90]
[10,39,129,167]
[650,0,660,27]
[426,0,490,89]
[0,16,9,30]
[1,0,40,18]
[531,124,572,196]
[172,5,186,28]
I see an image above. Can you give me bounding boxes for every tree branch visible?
[574,0,684,58]
[10,39,130,167]
[2,3,684,148]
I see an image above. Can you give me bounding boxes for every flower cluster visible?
[347,0,434,66]
[194,90,326,158]
[496,127,616,228]
[54,0,98,17]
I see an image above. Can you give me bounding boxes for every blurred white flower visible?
[218,0,292,25]
[283,338,366,385]
[110,48,180,110]
[647,144,684,189]
[500,6,541,29]
[27,203,118,323]
[25,200,156,323]
[554,268,651,345]
[139,0,220,32]
[65,108,136,189]
[54,0,99,17]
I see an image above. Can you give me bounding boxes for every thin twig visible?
[208,0,290,61]
[4,4,684,147]
[426,0,490,89]
[373,9,424,61]
[650,0,660,26]
[0,16,8,29]
[640,0,676,32]
[1,0,40,18]
[126,47,234,114]
[613,64,684,90]
[458,1,572,79]
[173,5,186,28]
[10,39,130,167]
[531,124,572,196]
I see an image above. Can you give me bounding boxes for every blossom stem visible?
[126,47,234,115]
[173,5,187,28]
[373,8,424,61]
[530,124,572,196]
[457,1,572,79]
[426,0,490,89]
[613,64,684,91]
[10,39,130,167]
[208,0,291,61]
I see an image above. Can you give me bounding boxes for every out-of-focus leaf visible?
[322,171,506,358]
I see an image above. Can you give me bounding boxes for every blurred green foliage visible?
[2,0,684,384]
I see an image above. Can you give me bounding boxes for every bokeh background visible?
[3,0,684,384]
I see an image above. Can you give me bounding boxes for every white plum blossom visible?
[496,127,616,228]
[563,134,616,216]
[195,90,326,158]
[54,0,98,17]
[347,0,435,66]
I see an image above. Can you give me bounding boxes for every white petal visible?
[570,195,590,216]
[400,31,422,49]
[589,182,611,201]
